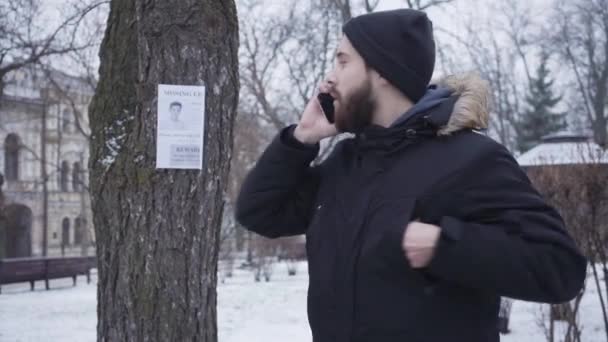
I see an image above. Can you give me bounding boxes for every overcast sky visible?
[36,0,557,68]
[35,0,566,93]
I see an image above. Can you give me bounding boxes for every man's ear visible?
[378,76,391,87]
[370,69,390,87]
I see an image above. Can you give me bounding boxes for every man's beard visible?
[334,79,375,134]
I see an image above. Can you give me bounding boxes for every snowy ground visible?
[0,262,604,342]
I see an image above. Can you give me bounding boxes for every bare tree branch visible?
[404,0,454,11]
[363,0,380,13]
[0,0,108,98]
[550,0,608,146]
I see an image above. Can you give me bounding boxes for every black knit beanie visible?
[343,9,436,103]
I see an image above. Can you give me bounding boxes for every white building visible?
[518,132,608,167]
[0,66,94,257]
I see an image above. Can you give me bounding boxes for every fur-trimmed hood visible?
[356,73,491,153]
[435,73,491,136]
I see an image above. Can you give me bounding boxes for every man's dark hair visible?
[170,101,182,109]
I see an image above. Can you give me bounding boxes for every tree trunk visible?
[593,110,607,148]
[88,0,239,341]
[0,181,5,259]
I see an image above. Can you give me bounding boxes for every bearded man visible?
[236,9,586,342]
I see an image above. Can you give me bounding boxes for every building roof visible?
[2,65,95,101]
[517,132,608,166]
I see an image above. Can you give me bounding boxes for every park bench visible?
[0,256,96,294]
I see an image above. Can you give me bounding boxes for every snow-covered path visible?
[0,262,604,341]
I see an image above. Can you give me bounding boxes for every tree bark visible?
[88,0,238,341]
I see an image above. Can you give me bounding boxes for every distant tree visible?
[516,53,566,152]
[550,0,608,147]
[0,0,106,99]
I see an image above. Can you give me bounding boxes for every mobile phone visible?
[317,93,335,124]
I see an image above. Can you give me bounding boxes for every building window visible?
[62,217,71,246]
[4,134,20,181]
[72,162,81,191]
[74,216,86,245]
[62,108,71,133]
[60,161,70,192]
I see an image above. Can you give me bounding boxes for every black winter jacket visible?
[235,74,587,342]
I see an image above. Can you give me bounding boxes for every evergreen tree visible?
[516,53,566,152]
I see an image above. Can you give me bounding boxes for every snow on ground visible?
[0,262,604,342]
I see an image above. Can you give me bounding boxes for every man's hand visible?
[402,221,441,268]
[293,81,338,144]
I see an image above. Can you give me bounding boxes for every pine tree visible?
[516,53,566,153]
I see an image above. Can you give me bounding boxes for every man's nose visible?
[325,71,337,86]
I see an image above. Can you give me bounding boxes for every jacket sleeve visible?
[425,143,587,304]
[235,125,321,238]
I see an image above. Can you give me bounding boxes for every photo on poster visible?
[156,84,205,170]
[158,100,201,131]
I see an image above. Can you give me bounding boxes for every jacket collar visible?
[353,73,491,154]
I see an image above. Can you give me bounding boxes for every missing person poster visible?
[156,84,205,170]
